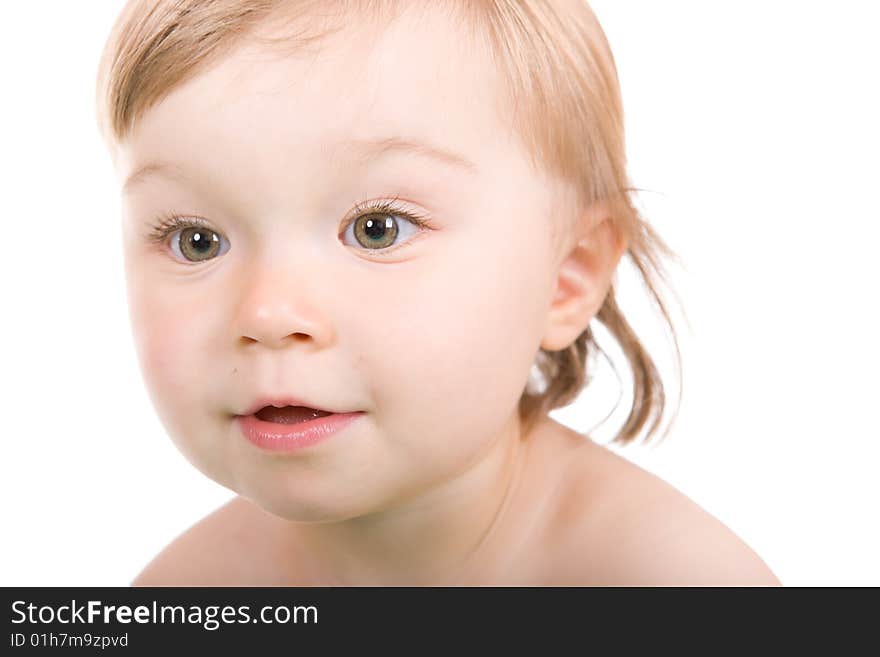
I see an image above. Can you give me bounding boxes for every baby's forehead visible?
[242,6,505,137]
[122,4,536,198]
[226,5,501,113]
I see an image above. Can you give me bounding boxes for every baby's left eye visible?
[340,210,426,255]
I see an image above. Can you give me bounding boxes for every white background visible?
[1,1,877,586]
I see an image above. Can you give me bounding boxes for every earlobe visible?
[540,207,627,352]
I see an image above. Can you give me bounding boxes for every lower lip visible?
[236,411,365,453]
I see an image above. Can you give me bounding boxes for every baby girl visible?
[95,0,780,586]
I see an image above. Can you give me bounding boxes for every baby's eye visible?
[172,225,229,262]
[340,206,430,256]
[147,215,230,263]
[146,199,433,264]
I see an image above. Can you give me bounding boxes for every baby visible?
[96,0,780,586]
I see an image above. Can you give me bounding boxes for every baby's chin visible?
[238,490,383,524]
[232,471,401,524]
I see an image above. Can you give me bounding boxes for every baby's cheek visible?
[129,294,233,482]
[448,242,548,372]
[133,310,188,411]
[127,284,201,418]
[368,246,545,437]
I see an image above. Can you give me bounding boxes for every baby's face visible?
[116,6,572,520]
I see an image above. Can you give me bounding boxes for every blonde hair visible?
[96,0,684,447]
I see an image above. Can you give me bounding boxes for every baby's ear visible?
[540,202,627,352]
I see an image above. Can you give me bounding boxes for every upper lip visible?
[238,396,344,417]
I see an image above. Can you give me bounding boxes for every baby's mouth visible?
[254,406,334,424]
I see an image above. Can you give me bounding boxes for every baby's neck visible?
[266,416,537,586]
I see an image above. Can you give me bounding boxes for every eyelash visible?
[145,196,434,261]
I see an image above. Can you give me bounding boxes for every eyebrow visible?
[122,136,477,193]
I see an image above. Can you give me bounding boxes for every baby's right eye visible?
[147,213,230,263]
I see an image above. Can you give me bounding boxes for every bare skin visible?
[131,416,782,586]
[116,6,780,587]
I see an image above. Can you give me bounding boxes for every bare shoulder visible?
[131,496,278,586]
[537,425,782,586]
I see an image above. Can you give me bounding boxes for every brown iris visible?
[353,213,399,250]
[178,227,221,262]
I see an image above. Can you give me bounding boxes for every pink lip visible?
[236,411,365,452]
[240,396,337,416]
